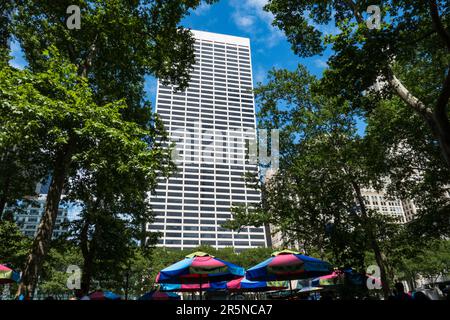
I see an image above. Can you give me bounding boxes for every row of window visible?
[159,114,255,123]
[193,48,250,54]
[154,183,258,190]
[159,109,254,118]
[159,92,254,100]
[190,65,251,73]
[152,223,262,232]
[150,204,258,212]
[158,105,255,114]
[152,194,260,202]
[160,85,253,93]
[162,121,255,128]
[194,45,250,53]
[158,240,266,247]
[194,44,249,53]
[152,231,265,239]
[187,77,251,84]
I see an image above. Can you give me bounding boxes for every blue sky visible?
[175,1,368,134]
[10,1,365,133]
[10,1,334,106]
[145,0,334,108]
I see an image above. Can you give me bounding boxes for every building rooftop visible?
[191,29,250,46]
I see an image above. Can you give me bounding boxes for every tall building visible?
[148,30,268,250]
[269,187,409,248]
[5,195,70,238]
[361,188,407,223]
[402,199,420,223]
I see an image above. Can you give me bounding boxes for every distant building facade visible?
[361,188,407,224]
[5,194,70,238]
[147,30,268,250]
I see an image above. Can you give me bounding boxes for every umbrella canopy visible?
[0,264,21,284]
[156,251,245,284]
[89,290,121,300]
[312,268,379,288]
[159,282,225,292]
[227,276,288,292]
[246,249,332,281]
[311,270,345,287]
[138,290,181,300]
[160,277,287,292]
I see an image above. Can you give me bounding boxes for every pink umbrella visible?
[0,264,20,284]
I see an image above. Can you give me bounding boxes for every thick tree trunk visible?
[0,173,10,219]
[387,70,450,168]
[16,142,73,298]
[432,111,450,167]
[80,217,94,295]
[351,181,391,299]
[80,254,93,295]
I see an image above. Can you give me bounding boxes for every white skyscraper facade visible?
[148,30,268,250]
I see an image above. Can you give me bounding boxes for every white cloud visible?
[229,0,285,48]
[313,58,328,69]
[232,13,255,28]
[254,65,267,84]
[192,2,212,16]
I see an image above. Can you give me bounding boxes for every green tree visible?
[12,0,215,124]
[264,1,450,168]
[6,0,215,298]
[38,240,83,298]
[0,220,31,269]
[226,66,403,298]
[364,97,450,238]
[0,49,172,297]
[0,0,13,50]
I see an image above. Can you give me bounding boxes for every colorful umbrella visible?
[0,264,21,284]
[159,282,226,292]
[156,251,245,284]
[138,290,181,300]
[227,277,288,292]
[89,290,121,300]
[160,277,287,293]
[311,270,345,287]
[246,249,332,282]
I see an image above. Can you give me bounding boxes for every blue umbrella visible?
[138,290,180,300]
[156,252,245,284]
[246,249,332,281]
[89,290,121,300]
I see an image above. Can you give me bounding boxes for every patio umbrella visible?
[138,290,180,300]
[312,268,380,288]
[156,251,245,300]
[227,277,288,292]
[0,264,20,284]
[89,290,121,300]
[311,270,345,287]
[159,282,227,292]
[246,249,332,296]
[246,249,332,281]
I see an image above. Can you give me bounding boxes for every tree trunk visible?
[387,71,450,168]
[432,111,450,167]
[16,142,73,298]
[80,254,94,295]
[351,181,391,299]
[0,173,11,219]
[80,217,95,296]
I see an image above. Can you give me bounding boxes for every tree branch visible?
[385,70,434,118]
[344,1,435,121]
[429,0,450,52]
[435,68,450,119]
[344,0,364,24]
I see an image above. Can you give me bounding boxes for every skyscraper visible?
[148,30,268,250]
